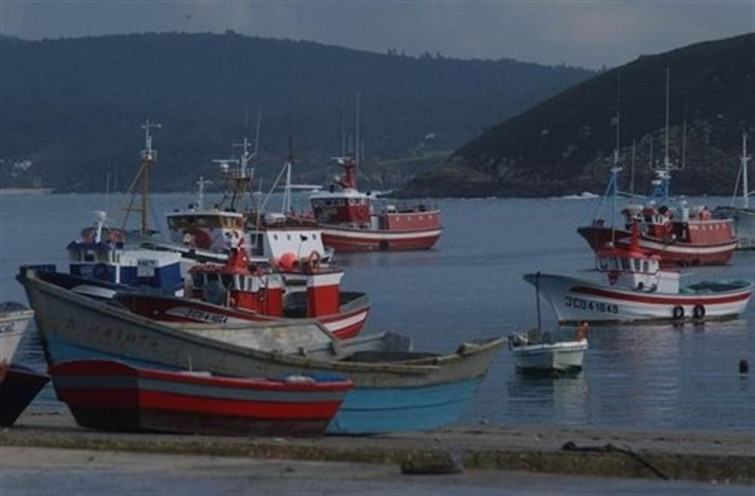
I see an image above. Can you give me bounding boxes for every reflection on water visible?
[2,193,753,430]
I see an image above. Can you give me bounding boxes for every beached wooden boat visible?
[50,359,353,436]
[19,265,503,434]
[0,302,35,372]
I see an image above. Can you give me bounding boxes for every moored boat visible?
[307,157,442,252]
[526,224,752,325]
[19,265,503,434]
[508,331,588,373]
[115,245,370,339]
[50,359,353,436]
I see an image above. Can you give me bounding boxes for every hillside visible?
[400,33,755,198]
[0,32,591,192]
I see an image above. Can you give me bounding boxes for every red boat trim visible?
[571,286,752,305]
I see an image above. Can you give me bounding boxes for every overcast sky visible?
[1,1,753,69]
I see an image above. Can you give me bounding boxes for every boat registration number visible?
[565,296,618,314]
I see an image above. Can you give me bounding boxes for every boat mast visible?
[651,68,672,201]
[195,176,212,210]
[741,133,751,209]
[355,92,361,166]
[122,120,161,236]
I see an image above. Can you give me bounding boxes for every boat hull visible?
[0,363,50,426]
[0,304,35,365]
[509,340,587,372]
[20,267,503,434]
[320,226,442,252]
[577,226,737,267]
[51,360,352,436]
[524,273,753,324]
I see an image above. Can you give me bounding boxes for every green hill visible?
[0,32,591,192]
[400,33,755,198]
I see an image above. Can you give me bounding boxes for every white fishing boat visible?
[525,223,753,325]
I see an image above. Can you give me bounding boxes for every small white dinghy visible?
[508,329,588,373]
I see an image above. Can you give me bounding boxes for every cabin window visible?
[643,260,649,272]
[84,253,95,262]
[206,273,218,283]
[192,274,205,289]
[620,258,630,271]
[168,219,176,229]
[222,274,234,289]
[598,258,608,270]
[610,258,620,270]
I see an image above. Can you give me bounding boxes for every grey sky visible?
[1,1,753,69]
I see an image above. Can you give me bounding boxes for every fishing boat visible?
[50,359,353,436]
[0,302,49,426]
[115,244,370,339]
[715,133,755,250]
[42,211,184,300]
[577,69,737,267]
[19,265,504,434]
[526,223,753,325]
[165,136,333,265]
[307,156,442,252]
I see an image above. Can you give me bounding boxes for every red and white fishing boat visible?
[307,157,442,252]
[50,359,353,436]
[578,70,737,267]
[527,223,753,324]
[577,193,737,267]
[115,244,370,339]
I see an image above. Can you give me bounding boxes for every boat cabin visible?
[68,214,183,294]
[596,244,679,293]
[188,247,345,319]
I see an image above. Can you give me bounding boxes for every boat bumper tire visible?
[672,305,684,320]
[693,305,706,320]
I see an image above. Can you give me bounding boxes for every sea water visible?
[1,192,753,431]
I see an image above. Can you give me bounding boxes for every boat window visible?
[643,260,649,272]
[167,218,176,229]
[206,273,218,283]
[192,273,204,288]
[84,253,95,262]
[222,274,234,289]
[620,258,630,271]
[598,257,608,270]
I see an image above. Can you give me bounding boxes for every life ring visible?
[693,305,706,320]
[307,250,321,270]
[672,305,684,320]
[107,229,126,244]
[93,263,110,281]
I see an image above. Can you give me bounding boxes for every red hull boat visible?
[50,359,353,436]
[116,246,370,339]
[308,157,442,252]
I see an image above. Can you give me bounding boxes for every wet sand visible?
[1,409,753,490]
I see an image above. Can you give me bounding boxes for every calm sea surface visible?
[1,192,753,431]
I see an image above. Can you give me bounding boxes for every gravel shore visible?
[2,409,753,486]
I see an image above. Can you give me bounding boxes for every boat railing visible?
[375,199,439,214]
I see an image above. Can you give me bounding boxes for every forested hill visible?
[0,32,591,192]
[400,33,755,198]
